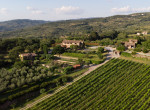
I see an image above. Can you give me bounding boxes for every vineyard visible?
[30,58,150,110]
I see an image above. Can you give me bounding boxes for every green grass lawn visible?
[62,52,101,60]
[120,56,150,65]
[62,53,87,58]
[120,52,150,65]
[62,52,105,64]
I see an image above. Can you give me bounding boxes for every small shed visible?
[19,53,37,61]
[73,64,81,69]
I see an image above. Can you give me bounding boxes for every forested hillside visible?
[1,12,150,38]
[0,19,48,32]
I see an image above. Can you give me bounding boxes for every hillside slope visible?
[1,12,150,38]
[30,58,150,110]
[0,19,48,32]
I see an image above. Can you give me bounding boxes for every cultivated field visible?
[30,58,150,110]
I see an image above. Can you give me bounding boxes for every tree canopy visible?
[52,45,65,56]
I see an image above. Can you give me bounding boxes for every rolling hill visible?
[1,12,150,38]
[0,19,49,32]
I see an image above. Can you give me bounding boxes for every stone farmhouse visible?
[142,31,148,35]
[125,39,138,49]
[137,31,148,36]
[61,40,84,48]
[19,53,37,61]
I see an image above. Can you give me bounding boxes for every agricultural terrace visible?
[30,58,150,110]
[62,52,105,64]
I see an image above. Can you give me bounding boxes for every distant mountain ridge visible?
[1,12,150,38]
[0,19,49,32]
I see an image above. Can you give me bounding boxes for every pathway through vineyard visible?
[20,47,119,110]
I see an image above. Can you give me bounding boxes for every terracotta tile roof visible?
[125,39,138,46]
[20,53,37,57]
[62,40,83,43]
[73,64,81,68]
[129,39,138,43]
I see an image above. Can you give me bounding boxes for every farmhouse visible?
[125,39,138,49]
[19,53,37,61]
[142,31,148,35]
[137,33,141,36]
[61,40,84,48]
[137,31,148,36]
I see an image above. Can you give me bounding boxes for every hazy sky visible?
[0,0,150,21]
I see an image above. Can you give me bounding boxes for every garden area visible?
[60,47,106,65]
[62,52,104,64]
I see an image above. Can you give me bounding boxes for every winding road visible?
[20,47,119,110]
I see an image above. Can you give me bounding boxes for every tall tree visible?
[88,31,100,41]
[43,45,48,54]
[97,47,104,53]
[52,45,65,57]
[9,46,24,60]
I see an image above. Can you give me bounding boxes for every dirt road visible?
[20,47,118,110]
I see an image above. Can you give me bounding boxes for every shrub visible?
[46,54,55,60]
[33,60,40,65]
[64,66,74,74]
[121,52,132,57]
[117,46,126,52]
[40,54,46,60]
[78,59,85,66]
[143,48,149,53]
[90,51,96,54]
[91,60,103,64]
[131,51,137,55]
[85,60,92,66]
[134,48,141,52]
[40,88,46,94]
[97,53,103,59]
[13,61,25,68]
[97,47,104,53]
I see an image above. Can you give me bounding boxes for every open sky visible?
[0,0,150,21]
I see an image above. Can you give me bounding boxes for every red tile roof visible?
[20,53,37,57]
[73,64,81,68]
[62,40,83,43]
